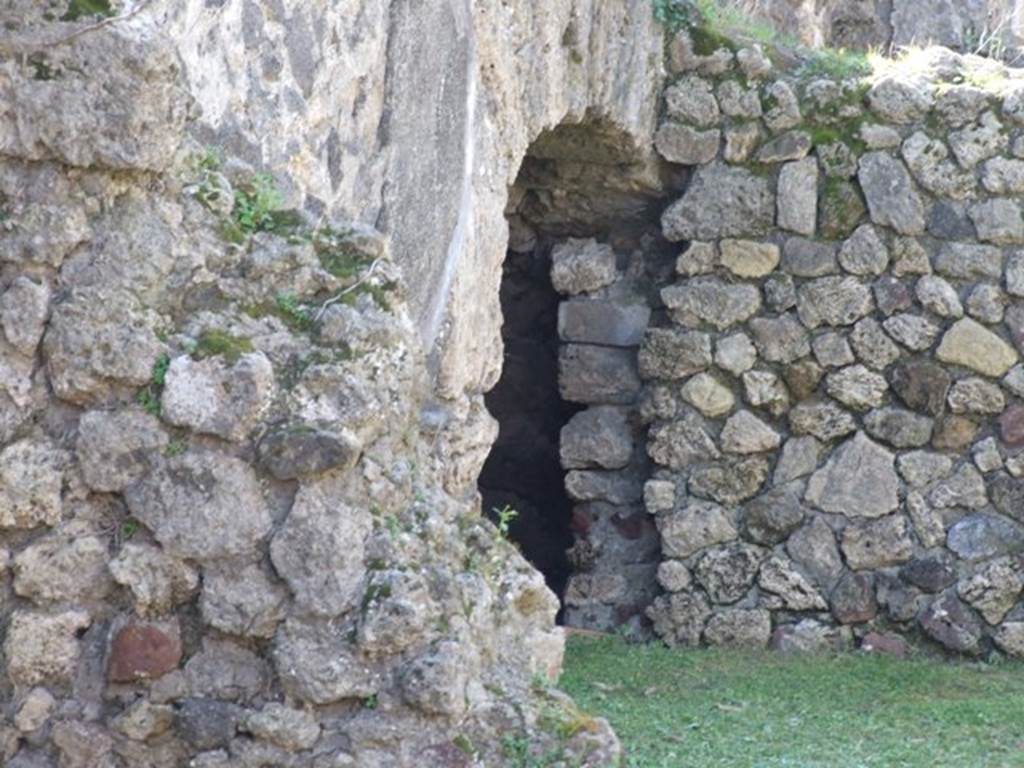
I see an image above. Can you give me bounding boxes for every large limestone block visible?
[0,438,68,530]
[805,432,899,518]
[161,353,275,442]
[661,164,774,241]
[557,300,650,346]
[936,318,1018,377]
[4,610,91,686]
[777,157,818,236]
[0,28,189,170]
[125,452,272,562]
[858,152,925,235]
[662,277,762,330]
[654,122,720,164]
[559,345,642,404]
[270,478,373,618]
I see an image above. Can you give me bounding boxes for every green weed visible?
[135,353,170,417]
[270,293,313,332]
[62,0,113,21]
[232,173,284,234]
[163,439,187,457]
[492,504,519,540]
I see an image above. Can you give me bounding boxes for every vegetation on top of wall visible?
[653,0,872,80]
[796,47,872,80]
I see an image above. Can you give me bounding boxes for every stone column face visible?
[548,239,659,634]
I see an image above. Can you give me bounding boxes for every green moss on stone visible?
[193,329,254,364]
[819,177,867,239]
[690,25,737,56]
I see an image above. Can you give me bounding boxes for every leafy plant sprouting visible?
[135,353,171,417]
[493,504,519,540]
[273,292,313,332]
[195,146,223,172]
[233,172,284,235]
[62,0,114,22]
[651,0,691,31]
[120,519,140,540]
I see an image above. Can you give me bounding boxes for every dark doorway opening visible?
[477,245,582,602]
[477,118,679,625]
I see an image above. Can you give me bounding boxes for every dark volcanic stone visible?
[559,344,642,404]
[258,427,362,480]
[783,361,823,401]
[1000,404,1024,448]
[1005,304,1024,350]
[928,200,976,240]
[861,631,910,658]
[947,514,1024,561]
[990,473,1024,523]
[875,571,927,622]
[891,361,951,416]
[872,277,912,316]
[919,593,983,654]
[741,487,806,545]
[831,571,877,624]
[899,557,956,593]
[176,698,241,750]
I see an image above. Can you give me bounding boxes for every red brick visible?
[108,622,181,682]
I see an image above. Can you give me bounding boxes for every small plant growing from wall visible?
[135,353,170,417]
[233,172,284,234]
[651,0,692,31]
[61,0,114,22]
[492,504,519,541]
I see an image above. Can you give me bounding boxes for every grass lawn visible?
[560,636,1024,768]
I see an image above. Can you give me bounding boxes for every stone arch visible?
[477,115,676,631]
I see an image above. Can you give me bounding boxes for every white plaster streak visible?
[422,0,477,348]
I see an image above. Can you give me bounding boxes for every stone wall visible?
[0,6,625,767]
[636,33,1024,656]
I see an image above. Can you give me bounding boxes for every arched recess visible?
[477,114,681,631]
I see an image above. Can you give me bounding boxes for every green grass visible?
[561,636,1024,768]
